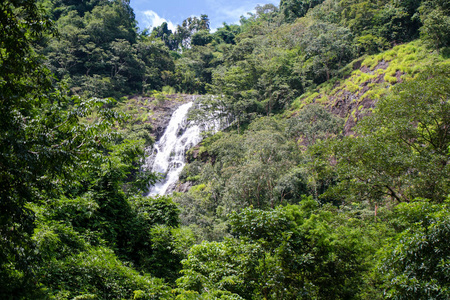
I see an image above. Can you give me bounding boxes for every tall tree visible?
[280,0,326,22]
[175,14,210,48]
[301,22,354,83]
[152,22,179,50]
[329,66,450,204]
[419,0,450,52]
[0,0,124,296]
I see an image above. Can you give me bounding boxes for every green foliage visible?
[146,225,196,282]
[219,117,300,209]
[162,85,177,94]
[291,40,445,135]
[174,44,219,94]
[356,34,390,55]
[40,0,174,97]
[176,14,211,48]
[0,2,185,296]
[328,66,450,204]
[173,182,229,242]
[419,1,450,52]
[36,192,185,287]
[151,22,178,50]
[280,0,326,22]
[300,21,355,83]
[131,195,180,228]
[3,0,450,298]
[208,20,307,119]
[336,0,423,44]
[33,210,168,299]
[0,1,137,296]
[178,105,345,237]
[377,199,450,299]
[213,23,241,45]
[191,30,213,46]
[39,246,171,299]
[287,104,344,147]
[178,200,372,299]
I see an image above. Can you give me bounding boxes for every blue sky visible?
[130,0,279,32]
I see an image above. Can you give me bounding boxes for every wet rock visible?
[175,181,193,193]
[127,94,201,140]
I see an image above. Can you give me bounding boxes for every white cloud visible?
[140,10,176,32]
[205,0,271,29]
[219,5,256,21]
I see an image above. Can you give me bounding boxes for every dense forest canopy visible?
[0,0,449,299]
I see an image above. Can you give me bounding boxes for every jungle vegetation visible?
[0,0,449,299]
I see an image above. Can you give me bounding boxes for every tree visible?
[178,201,369,299]
[39,0,173,97]
[151,22,178,50]
[213,118,299,209]
[0,0,132,296]
[287,104,344,148]
[300,22,355,83]
[84,0,137,45]
[1,0,58,295]
[176,240,254,299]
[280,0,326,22]
[174,44,216,94]
[175,15,210,49]
[420,2,450,52]
[135,37,175,93]
[213,23,241,45]
[191,30,213,46]
[377,199,450,299]
[328,66,450,204]
[339,0,379,36]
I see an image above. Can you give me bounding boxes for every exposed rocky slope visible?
[289,41,448,135]
[120,93,199,140]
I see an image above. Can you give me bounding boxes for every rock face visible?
[298,59,404,136]
[146,102,203,196]
[127,94,200,140]
[175,181,193,193]
[141,96,208,195]
[150,95,199,140]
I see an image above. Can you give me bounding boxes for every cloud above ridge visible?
[140,10,176,31]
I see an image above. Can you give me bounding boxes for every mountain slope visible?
[289,40,449,135]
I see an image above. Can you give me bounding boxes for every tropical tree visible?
[329,66,450,204]
[0,0,132,296]
[377,199,450,299]
[178,200,370,299]
[300,21,355,83]
[280,0,326,22]
[419,0,450,52]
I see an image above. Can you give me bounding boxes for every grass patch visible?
[362,56,379,69]
[384,74,397,84]
[317,95,329,104]
[346,81,360,94]
[289,39,448,119]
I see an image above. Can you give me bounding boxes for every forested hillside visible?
[1,0,449,299]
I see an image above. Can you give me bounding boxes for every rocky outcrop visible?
[175,181,194,193]
[127,94,200,140]
[301,59,404,136]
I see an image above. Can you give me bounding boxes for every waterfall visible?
[145,101,202,196]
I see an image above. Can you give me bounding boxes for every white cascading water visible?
[145,101,202,196]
